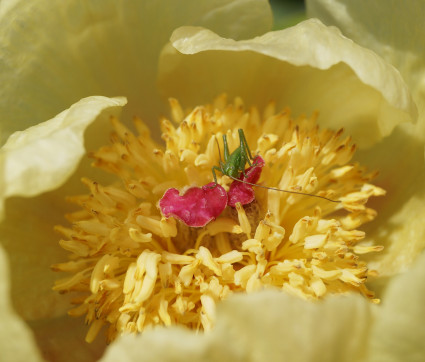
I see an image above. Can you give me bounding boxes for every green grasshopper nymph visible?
[212,129,341,203]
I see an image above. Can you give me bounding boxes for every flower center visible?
[52,95,385,343]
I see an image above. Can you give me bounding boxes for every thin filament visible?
[227,175,341,203]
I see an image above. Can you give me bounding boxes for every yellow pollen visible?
[53,94,385,343]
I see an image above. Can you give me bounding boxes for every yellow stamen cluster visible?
[53,95,385,343]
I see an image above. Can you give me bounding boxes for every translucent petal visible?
[211,292,371,362]
[0,245,43,362]
[0,96,127,322]
[28,315,106,362]
[368,251,425,361]
[159,18,423,274]
[307,0,425,142]
[1,189,86,321]
[315,0,425,274]
[158,19,416,148]
[101,291,371,362]
[0,96,127,218]
[0,0,272,144]
[101,330,207,362]
[357,125,425,275]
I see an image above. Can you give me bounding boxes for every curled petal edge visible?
[0,96,127,220]
[167,19,416,147]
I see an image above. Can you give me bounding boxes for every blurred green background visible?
[270,0,306,29]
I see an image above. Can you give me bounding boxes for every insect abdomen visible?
[224,148,243,178]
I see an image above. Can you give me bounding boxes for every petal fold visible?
[0,96,126,218]
[101,291,371,361]
[159,19,416,148]
[0,245,43,362]
[307,0,425,143]
[0,96,126,322]
[0,0,271,143]
[369,251,425,361]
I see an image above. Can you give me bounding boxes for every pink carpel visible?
[228,156,265,207]
[159,182,228,227]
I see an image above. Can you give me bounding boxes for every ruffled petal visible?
[101,291,371,361]
[0,0,272,143]
[210,292,371,361]
[368,251,425,361]
[0,96,127,218]
[356,125,425,275]
[28,315,106,362]
[158,19,416,148]
[0,96,127,322]
[1,191,84,322]
[306,5,425,276]
[307,0,425,141]
[0,245,44,362]
[101,330,206,362]
[159,18,424,275]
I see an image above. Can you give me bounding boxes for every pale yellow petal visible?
[0,0,271,144]
[303,0,425,276]
[101,291,371,361]
[307,0,425,142]
[0,96,126,321]
[0,0,19,17]
[159,18,424,275]
[211,291,371,361]
[159,19,416,148]
[28,315,106,362]
[0,96,127,218]
[368,251,425,361]
[0,245,43,362]
[101,330,207,362]
[0,192,75,321]
[366,189,425,276]
[355,118,425,275]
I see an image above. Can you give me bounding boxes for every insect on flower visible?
[53,97,386,342]
[160,129,340,227]
[213,129,341,203]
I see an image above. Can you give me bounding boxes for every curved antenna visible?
[227,175,341,203]
[214,135,223,162]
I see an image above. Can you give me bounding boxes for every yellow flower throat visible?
[52,95,385,343]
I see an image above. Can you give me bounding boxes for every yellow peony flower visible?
[0,0,424,361]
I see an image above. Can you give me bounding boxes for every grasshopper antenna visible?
[214,135,223,162]
[227,175,341,203]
